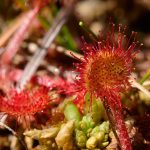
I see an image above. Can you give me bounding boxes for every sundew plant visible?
[0,1,149,150]
[74,24,138,150]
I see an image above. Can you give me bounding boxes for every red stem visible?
[1,6,40,64]
[103,98,132,150]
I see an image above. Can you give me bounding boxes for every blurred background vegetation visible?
[0,0,150,150]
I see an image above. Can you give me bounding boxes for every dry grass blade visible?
[56,46,83,59]
[129,77,150,98]
[0,121,28,150]
[17,6,73,90]
[143,80,150,86]
[0,13,26,47]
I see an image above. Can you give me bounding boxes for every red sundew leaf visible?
[1,8,39,64]
[0,0,49,64]
[31,75,76,96]
[73,92,85,114]
[7,68,22,82]
[0,64,22,92]
[0,86,50,118]
[74,24,139,150]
